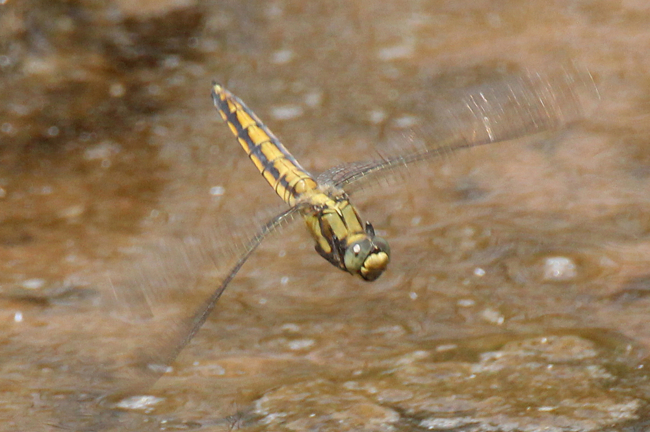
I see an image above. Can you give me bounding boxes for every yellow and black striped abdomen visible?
[212,84,318,206]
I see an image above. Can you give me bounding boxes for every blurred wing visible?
[318,67,598,193]
[103,204,301,393]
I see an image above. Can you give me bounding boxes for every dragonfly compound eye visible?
[345,236,391,281]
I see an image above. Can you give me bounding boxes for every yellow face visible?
[344,236,391,281]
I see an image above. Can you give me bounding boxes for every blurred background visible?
[1,0,650,430]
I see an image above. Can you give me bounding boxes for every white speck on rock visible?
[287,339,315,350]
[209,185,225,196]
[543,256,578,281]
[271,49,295,64]
[116,395,164,410]
[21,279,45,290]
[481,308,504,325]
[270,105,304,121]
[377,43,414,61]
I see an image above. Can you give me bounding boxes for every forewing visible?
[318,66,598,193]
[101,205,300,394]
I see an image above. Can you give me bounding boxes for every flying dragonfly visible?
[107,67,597,393]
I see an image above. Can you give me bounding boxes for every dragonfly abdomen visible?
[212,84,317,206]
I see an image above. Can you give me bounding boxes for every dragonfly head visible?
[344,232,390,282]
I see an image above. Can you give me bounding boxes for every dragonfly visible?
[107,67,597,393]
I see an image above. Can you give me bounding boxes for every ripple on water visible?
[248,334,641,431]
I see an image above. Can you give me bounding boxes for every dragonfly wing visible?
[318,66,598,193]
[102,204,301,393]
[168,205,302,354]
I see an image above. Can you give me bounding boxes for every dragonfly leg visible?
[365,221,376,237]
